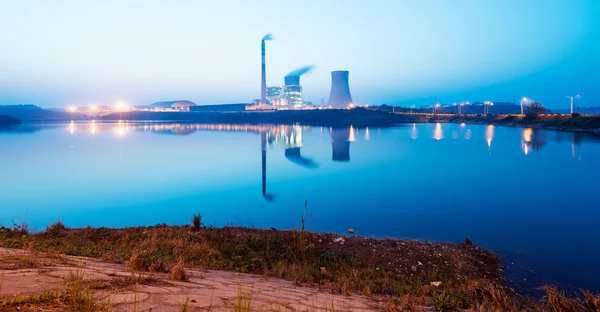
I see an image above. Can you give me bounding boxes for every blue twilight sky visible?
[0,0,598,109]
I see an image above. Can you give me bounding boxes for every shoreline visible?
[2,220,599,311]
[4,108,600,134]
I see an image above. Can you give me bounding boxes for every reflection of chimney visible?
[328,70,353,109]
[261,131,273,201]
[331,128,351,162]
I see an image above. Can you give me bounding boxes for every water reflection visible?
[331,128,351,162]
[4,122,600,292]
[521,128,548,152]
[411,123,418,139]
[433,123,443,140]
[486,125,495,149]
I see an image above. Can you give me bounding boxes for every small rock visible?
[320,267,327,274]
[333,237,345,244]
[190,299,197,303]
[418,261,423,266]
[411,265,417,272]
[348,228,354,234]
[430,281,442,287]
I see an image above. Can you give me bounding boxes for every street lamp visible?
[433,103,440,115]
[520,97,529,115]
[484,101,494,114]
[410,104,415,114]
[459,103,465,115]
[566,95,580,114]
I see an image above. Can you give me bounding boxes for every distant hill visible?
[0,115,21,126]
[0,105,86,121]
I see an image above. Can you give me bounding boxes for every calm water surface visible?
[1,122,599,293]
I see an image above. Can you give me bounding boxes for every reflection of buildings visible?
[521,128,547,154]
[331,127,351,162]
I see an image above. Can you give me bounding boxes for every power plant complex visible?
[256,33,354,110]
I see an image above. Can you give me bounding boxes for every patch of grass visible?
[234,287,252,312]
[191,213,203,231]
[542,285,600,312]
[432,291,459,312]
[180,296,190,312]
[171,260,187,281]
[46,219,67,236]
[0,266,108,311]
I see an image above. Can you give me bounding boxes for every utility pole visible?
[566,95,580,114]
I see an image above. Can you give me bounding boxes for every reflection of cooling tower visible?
[331,128,351,162]
[328,70,353,109]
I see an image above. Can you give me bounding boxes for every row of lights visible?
[67,100,128,113]
[421,95,581,115]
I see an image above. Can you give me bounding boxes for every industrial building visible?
[266,86,284,105]
[189,103,249,112]
[284,75,303,107]
[149,100,197,112]
[328,70,353,109]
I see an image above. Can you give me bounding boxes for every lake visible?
[1,121,599,294]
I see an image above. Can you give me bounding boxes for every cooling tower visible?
[328,70,353,109]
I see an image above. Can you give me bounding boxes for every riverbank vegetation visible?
[428,114,600,132]
[1,218,599,311]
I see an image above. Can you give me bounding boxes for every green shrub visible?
[191,214,203,231]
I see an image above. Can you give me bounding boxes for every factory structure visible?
[67,33,357,114]
[265,66,314,108]
[254,33,354,110]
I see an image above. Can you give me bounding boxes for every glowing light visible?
[522,128,532,143]
[485,125,495,149]
[68,106,77,112]
[116,120,126,137]
[460,123,466,128]
[69,121,75,135]
[348,125,356,142]
[522,141,529,155]
[90,105,97,111]
[365,127,370,141]
[115,100,128,111]
[411,123,418,139]
[90,120,96,135]
[433,123,443,140]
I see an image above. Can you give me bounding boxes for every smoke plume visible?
[286,65,314,77]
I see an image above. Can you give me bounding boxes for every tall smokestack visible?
[261,34,273,105]
[328,70,353,109]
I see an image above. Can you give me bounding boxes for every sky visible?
[0,0,598,109]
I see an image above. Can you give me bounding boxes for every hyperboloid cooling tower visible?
[328,70,353,109]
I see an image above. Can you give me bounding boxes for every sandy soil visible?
[0,248,404,311]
